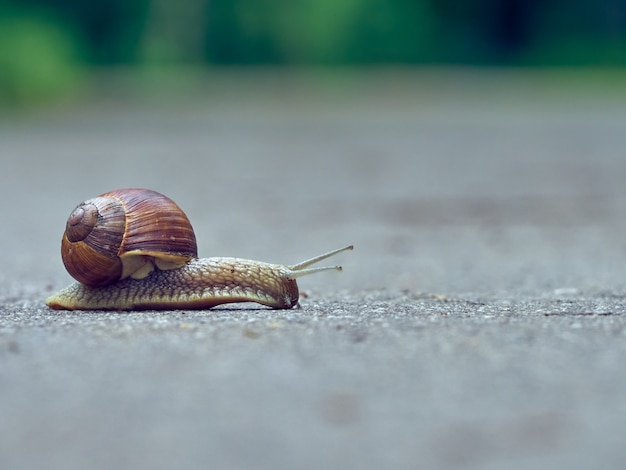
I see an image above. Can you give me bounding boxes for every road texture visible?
[1,69,626,469]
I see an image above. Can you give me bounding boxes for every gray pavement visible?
[2,69,626,469]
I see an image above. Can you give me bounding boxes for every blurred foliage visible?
[204,0,438,64]
[0,9,83,106]
[1,0,625,106]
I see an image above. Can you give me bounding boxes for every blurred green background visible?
[1,0,625,107]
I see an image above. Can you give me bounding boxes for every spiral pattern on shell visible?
[61,188,198,287]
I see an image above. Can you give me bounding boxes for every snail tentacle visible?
[286,244,353,278]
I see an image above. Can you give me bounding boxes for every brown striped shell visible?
[61,188,198,287]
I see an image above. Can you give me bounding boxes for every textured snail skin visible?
[46,258,302,310]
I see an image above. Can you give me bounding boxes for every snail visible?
[45,188,352,310]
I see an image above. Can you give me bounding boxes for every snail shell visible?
[61,188,197,287]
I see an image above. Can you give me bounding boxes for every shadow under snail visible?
[46,188,352,310]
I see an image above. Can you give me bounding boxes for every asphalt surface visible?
[2,69,626,469]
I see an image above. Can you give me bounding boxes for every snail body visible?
[46,188,352,311]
